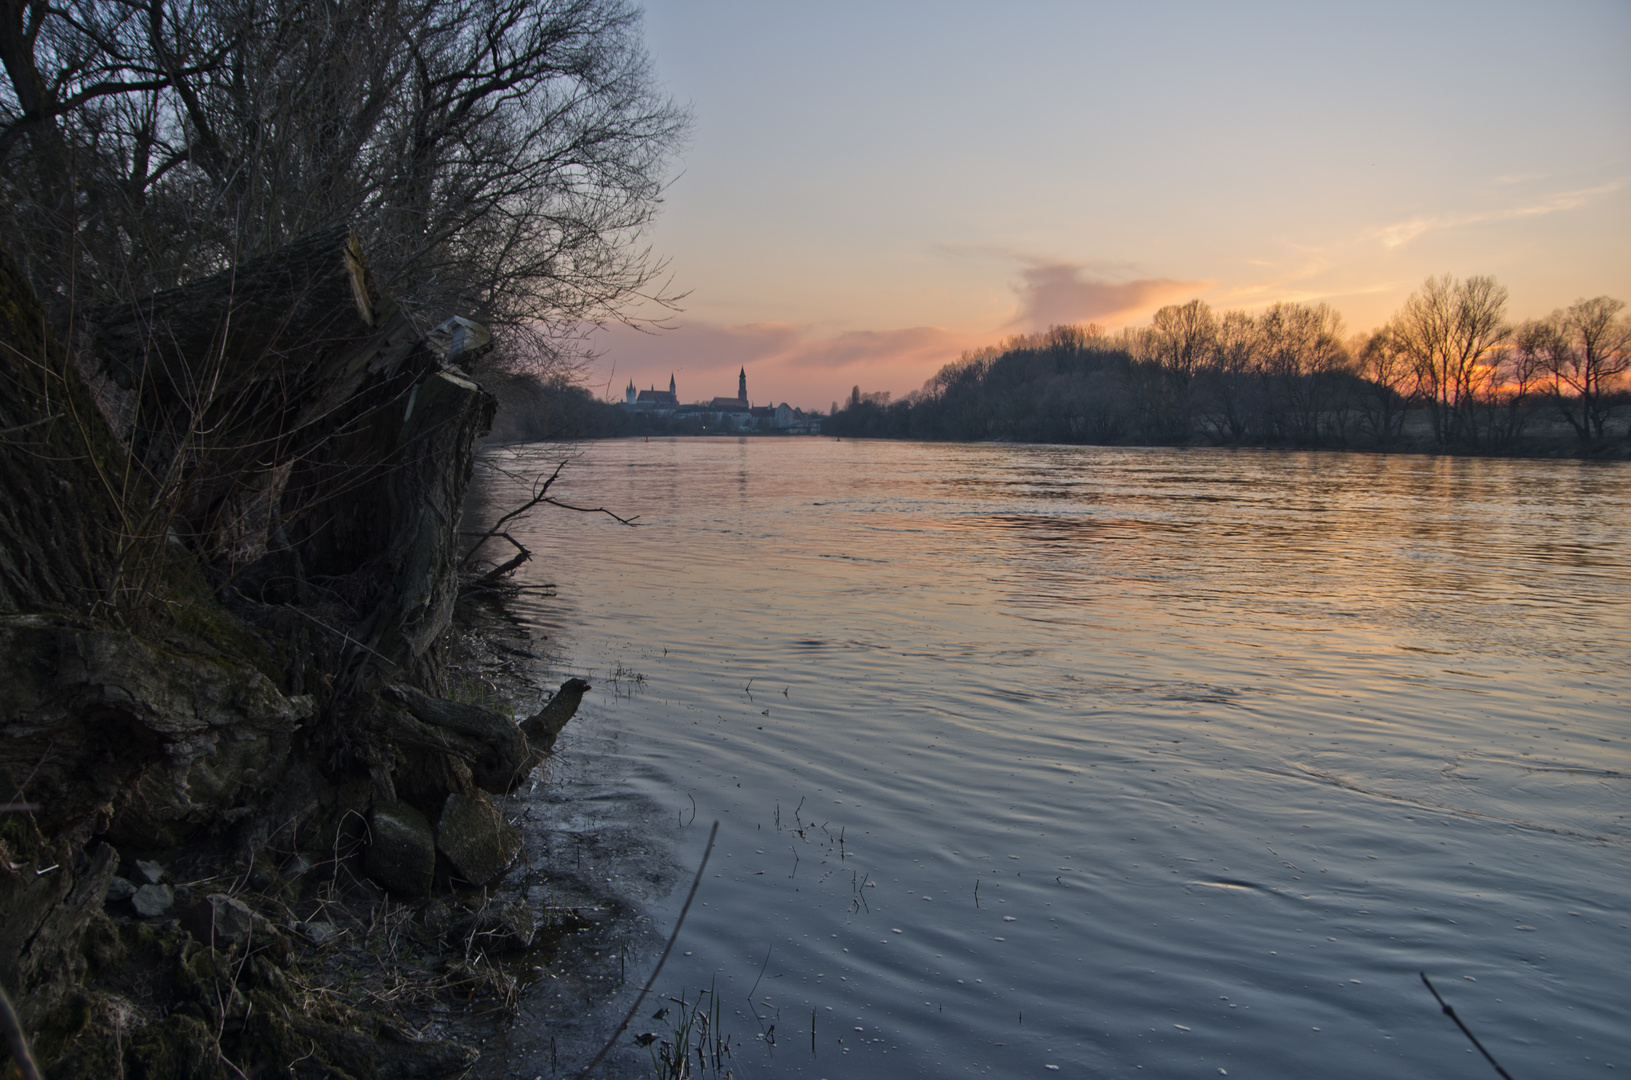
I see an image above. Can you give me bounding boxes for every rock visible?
[282,853,314,879]
[365,801,436,897]
[435,793,521,887]
[135,859,166,884]
[450,900,535,954]
[180,893,256,949]
[132,883,174,917]
[106,876,136,902]
[297,920,338,946]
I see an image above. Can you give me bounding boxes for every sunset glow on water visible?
[473,438,1629,1079]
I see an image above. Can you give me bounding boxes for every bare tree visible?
[1388,274,1510,445]
[1253,301,1348,443]
[1144,298,1216,437]
[1196,309,1259,441]
[1353,327,1416,445]
[0,0,687,362]
[1543,296,1631,448]
[1478,318,1551,449]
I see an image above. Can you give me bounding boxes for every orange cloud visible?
[588,261,1213,408]
[1009,261,1208,331]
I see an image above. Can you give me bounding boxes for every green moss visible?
[30,990,93,1063]
[148,556,282,682]
[38,992,126,1080]
[80,911,125,974]
[127,1014,229,1080]
[173,937,221,993]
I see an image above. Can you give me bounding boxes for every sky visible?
[591,0,1631,412]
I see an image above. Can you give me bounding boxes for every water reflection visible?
[470,439,1629,1080]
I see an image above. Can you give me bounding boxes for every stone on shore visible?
[181,893,256,948]
[132,883,174,917]
[365,801,437,897]
[435,793,521,886]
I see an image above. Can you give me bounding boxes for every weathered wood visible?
[347,370,495,667]
[82,225,433,569]
[381,683,535,794]
[80,223,496,675]
[520,677,591,754]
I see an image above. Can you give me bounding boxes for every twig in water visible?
[574,821,719,1080]
[748,945,773,1000]
[461,460,639,570]
[1420,972,1515,1080]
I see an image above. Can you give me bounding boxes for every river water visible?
[470,437,1629,1079]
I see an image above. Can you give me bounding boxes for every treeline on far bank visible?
[477,372,734,442]
[826,276,1631,457]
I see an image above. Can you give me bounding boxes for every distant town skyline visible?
[590,0,1630,411]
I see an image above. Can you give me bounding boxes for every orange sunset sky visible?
[591,0,1631,411]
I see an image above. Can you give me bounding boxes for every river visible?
[467,437,1629,1079]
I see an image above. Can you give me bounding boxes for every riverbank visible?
[0,233,607,1078]
[0,599,601,1079]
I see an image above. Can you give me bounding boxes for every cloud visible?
[589,254,1218,406]
[1008,261,1208,331]
[1368,180,1625,250]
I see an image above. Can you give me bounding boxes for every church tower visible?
[738,366,747,403]
[669,373,676,398]
[625,378,636,405]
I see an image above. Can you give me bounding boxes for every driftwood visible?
[520,677,592,754]
[381,676,593,794]
[381,684,536,795]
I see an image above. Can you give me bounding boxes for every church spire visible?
[738,366,747,403]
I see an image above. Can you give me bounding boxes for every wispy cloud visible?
[1007,260,1208,331]
[591,253,1219,405]
[1368,180,1625,250]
